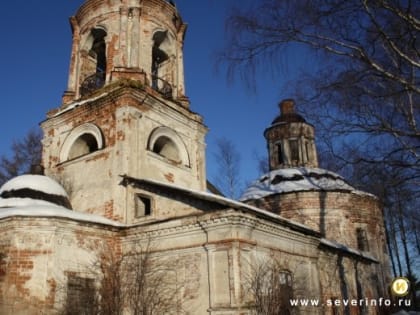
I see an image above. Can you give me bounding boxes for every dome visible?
[0,175,72,209]
[271,99,306,125]
[271,112,306,124]
[240,167,364,201]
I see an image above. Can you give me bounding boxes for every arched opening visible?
[151,30,172,98]
[80,28,107,96]
[90,28,107,73]
[147,127,190,167]
[68,133,99,160]
[60,123,104,163]
[152,136,180,163]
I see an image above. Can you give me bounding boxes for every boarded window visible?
[66,276,95,315]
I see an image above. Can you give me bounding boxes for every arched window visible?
[80,27,107,96]
[289,139,299,162]
[90,28,107,74]
[277,270,294,314]
[151,30,173,98]
[356,228,369,251]
[68,134,99,160]
[147,127,190,167]
[251,265,294,314]
[152,136,180,162]
[60,124,104,162]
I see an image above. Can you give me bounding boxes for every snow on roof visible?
[52,92,109,117]
[120,175,320,236]
[240,167,372,201]
[320,238,378,263]
[0,205,124,227]
[0,197,64,209]
[0,175,68,197]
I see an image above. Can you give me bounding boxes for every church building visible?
[0,0,391,314]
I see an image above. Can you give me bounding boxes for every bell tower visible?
[41,0,207,223]
[62,0,188,105]
[264,99,318,170]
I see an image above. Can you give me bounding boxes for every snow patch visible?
[53,92,109,117]
[0,175,68,197]
[240,167,372,201]
[0,197,62,209]
[0,205,124,227]
[320,238,378,262]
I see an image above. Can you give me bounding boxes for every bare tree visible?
[253,150,269,175]
[62,241,184,315]
[123,243,183,315]
[346,161,419,283]
[220,0,419,286]
[213,137,242,199]
[0,128,42,185]
[220,0,419,185]
[243,255,310,315]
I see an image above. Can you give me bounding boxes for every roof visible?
[1,175,68,197]
[240,167,373,201]
[121,175,379,262]
[271,112,306,124]
[0,173,377,262]
[320,238,379,263]
[120,174,321,237]
[0,174,72,209]
[0,206,124,227]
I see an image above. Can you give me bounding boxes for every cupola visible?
[264,99,318,170]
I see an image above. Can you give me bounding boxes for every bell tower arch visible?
[62,0,188,105]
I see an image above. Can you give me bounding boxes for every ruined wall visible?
[0,206,390,315]
[0,216,119,315]
[318,250,388,315]
[248,191,388,261]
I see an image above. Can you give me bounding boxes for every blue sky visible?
[0,1,312,193]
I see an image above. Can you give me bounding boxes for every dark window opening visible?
[90,28,107,74]
[68,134,99,160]
[80,28,107,96]
[151,31,172,98]
[135,194,152,217]
[277,143,284,164]
[289,139,299,162]
[66,276,95,315]
[356,228,369,251]
[278,271,293,314]
[0,253,6,278]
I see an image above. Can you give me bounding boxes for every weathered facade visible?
[0,0,391,314]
